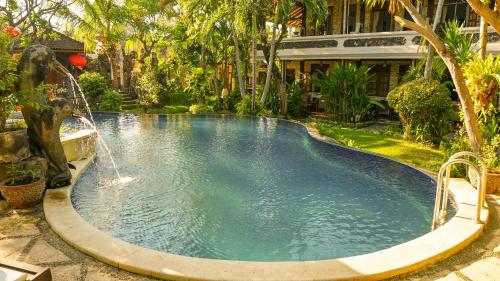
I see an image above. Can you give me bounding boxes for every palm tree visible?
[260,0,328,114]
[63,0,127,89]
[124,0,176,63]
[365,0,484,153]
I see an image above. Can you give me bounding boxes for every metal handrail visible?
[448,151,487,208]
[431,152,486,230]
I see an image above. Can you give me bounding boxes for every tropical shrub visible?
[157,79,187,105]
[78,72,108,108]
[236,95,254,115]
[189,103,214,115]
[184,67,213,103]
[441,21,473,65]
[388,78,456,144]
[261,81,280,115]
[287,82,303,117]
[312,64,377,123]
[463,54,500,112]
[136,71,161,106]
[401,58,449,84]
[99,89,123,111]
[0,23,20,132]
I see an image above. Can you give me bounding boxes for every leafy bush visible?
[287,82,303,117]
[136,71,161,106]
[236,95,255,115]
[261,81,280,115]
[78,72,108,108]
[312,64,378,123]
[388,78,456,144]
[184,67,213,103]
[157,79,187,105]
[440,130,471,176]
[99,90,123,111]
[189,103,214,115]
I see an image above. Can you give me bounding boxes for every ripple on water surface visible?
[71,114,439,261]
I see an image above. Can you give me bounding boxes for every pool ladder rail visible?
[431,151,487,231]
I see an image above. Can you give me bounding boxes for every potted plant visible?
[0,165,45,208]
[483,135,500,194]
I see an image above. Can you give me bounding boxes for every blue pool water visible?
[71,113,438,262]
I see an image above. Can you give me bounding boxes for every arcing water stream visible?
[67,74,134,186]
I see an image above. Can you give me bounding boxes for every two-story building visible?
[253,0,500,112]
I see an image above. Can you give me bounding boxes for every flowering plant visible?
[0,22,21,132]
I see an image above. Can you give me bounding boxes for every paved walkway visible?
[0,194,498,281]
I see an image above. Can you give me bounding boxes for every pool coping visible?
[44,118,490,281]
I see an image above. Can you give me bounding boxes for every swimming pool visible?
[71,113,439,262]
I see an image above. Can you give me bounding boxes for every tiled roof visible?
[13,30,84,52]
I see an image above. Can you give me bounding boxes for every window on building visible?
[441,0,469,26]
[367,64,390,97]
[313,6,334,35]
[371,3,393,32]
[348,4,357,33]
[309,64,329,92]
[286,69,296,85]
[258,72,267,85]
[398,64,410,83]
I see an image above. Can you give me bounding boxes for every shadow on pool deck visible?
[0,193,498,281]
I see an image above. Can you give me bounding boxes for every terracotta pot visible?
[0,178,46,209]
[486,169,500,194]
[0,129,31,164]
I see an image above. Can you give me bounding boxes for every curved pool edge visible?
[44,122,490,281]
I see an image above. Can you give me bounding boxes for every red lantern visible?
[68,54,87,69]
[5,26,21,37]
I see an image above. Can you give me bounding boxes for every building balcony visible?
[256,27,500,61]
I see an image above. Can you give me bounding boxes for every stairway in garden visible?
[120,88,138,110]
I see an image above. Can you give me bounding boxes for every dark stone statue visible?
[17,45,73,188]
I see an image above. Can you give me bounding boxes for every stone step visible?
[122,100,138,105]
[122,104,139,110]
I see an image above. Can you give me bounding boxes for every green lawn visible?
[123,105,189,115]
[312,123,445,173]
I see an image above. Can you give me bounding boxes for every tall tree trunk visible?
[396,0,484,153]
[200,45,206,70]
[424,0,445,79]
[252,13,257,113]
[479,17,488,59]
[232,30,246,98]
[106,49,118,89]
[260,12,279,104]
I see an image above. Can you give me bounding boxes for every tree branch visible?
[467,0,500,33]
[394,16,447,54]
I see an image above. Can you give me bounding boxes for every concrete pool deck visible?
[0,179,498,280]
[38,155,491,281]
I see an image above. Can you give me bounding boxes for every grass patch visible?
[123,105,189,115]
[312,122,445,173]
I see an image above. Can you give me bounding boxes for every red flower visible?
[5,26,21,37]
[11,53,20,62]
[15,105,22,111]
